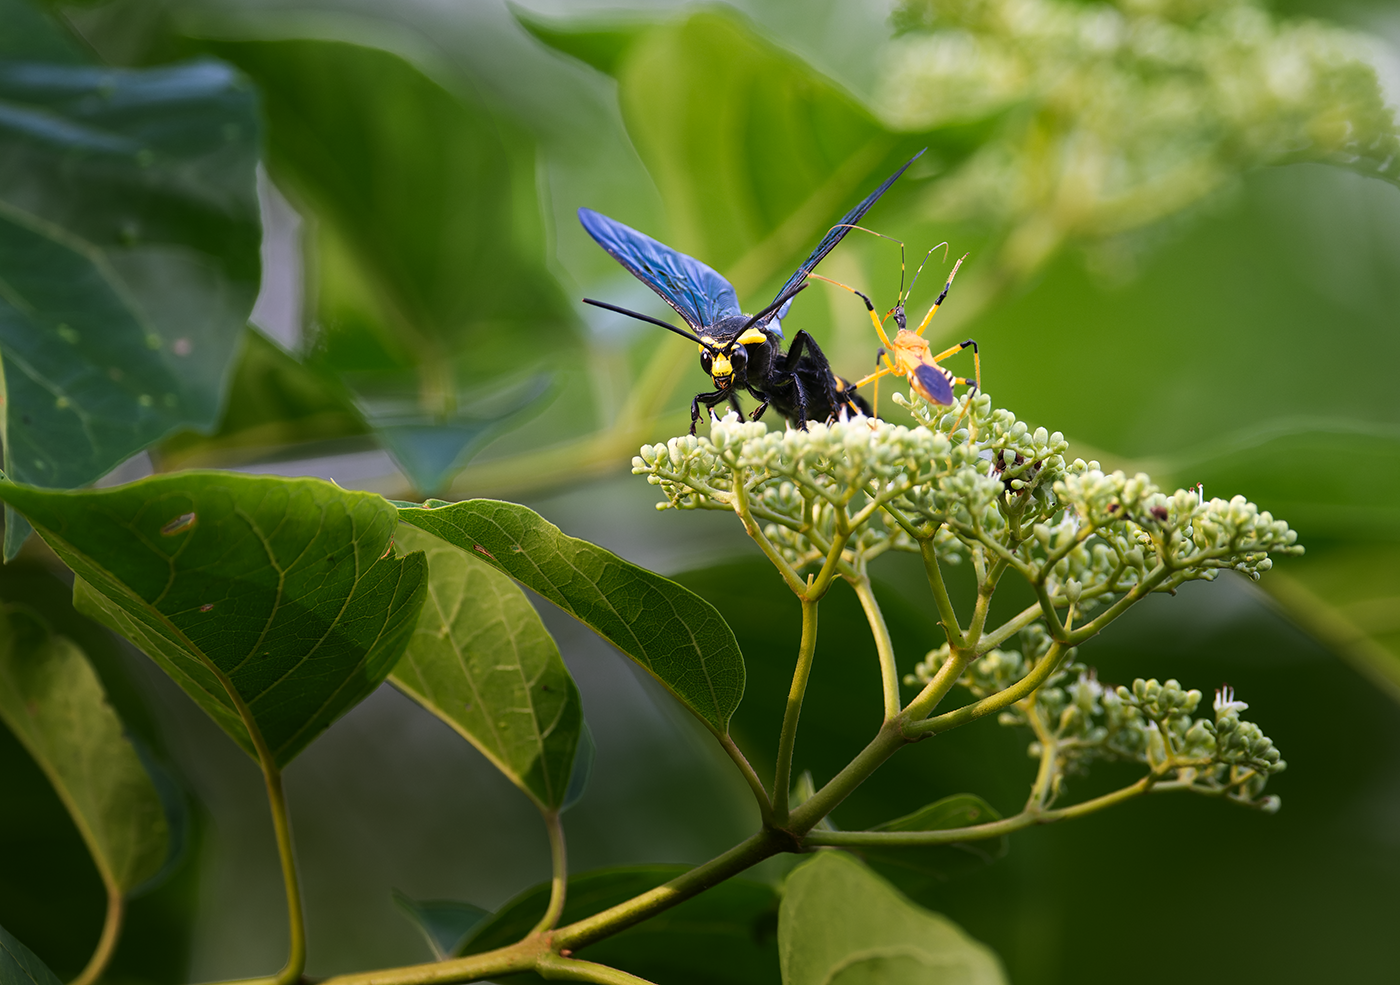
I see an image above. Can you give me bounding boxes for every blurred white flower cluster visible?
[881,0,1400,276]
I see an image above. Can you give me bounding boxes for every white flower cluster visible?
[633,391,1300,595]
[906,630,1285,810]
[879,0,1400,276]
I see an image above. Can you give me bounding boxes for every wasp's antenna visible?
[740,280,810,333]
[582,298,717,353]
[904,241,950,305]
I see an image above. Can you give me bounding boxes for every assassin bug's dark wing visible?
[770,149,927,308]
[578,208,741,332]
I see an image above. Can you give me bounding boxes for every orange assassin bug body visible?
[813,241,979,417]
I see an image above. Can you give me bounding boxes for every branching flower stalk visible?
[633,387,1296,841]
[314,388,1297,985]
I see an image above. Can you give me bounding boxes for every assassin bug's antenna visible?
[581,298,720,354]
[900,242,950,318]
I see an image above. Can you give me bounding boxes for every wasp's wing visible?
[771,149,926,305]
[578,208,741,331]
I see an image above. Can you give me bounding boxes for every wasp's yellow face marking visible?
[710,352,734,382]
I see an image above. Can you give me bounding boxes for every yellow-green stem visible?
[908,642,1066,736]
[265,766,307,985]
[919,538,966,649]
[773,599,819,823]
[850,576,900,720]
[805,774,1159,847]
[554,830,783,951]
[535,954,656,985]
[68,883,122,985]
[530,811,568,935]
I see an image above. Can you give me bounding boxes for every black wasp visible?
[578,151,924,434]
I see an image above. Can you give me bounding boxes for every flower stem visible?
[804,773,1158,847]
[919,538,966,649]
[773,598,819,823]
[850,575,900,720]
[907,641,1066,736]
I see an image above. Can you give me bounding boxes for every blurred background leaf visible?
[197,36,579,497]
[0,14,260,553]
[2,0,1398,981]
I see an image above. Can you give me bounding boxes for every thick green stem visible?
[773,599,819,823]
[554,830,783,951]
[530,811,568,935]
[787,720,908,834]
[68,883,122,985]
[318,941,542,985]
[850,576,900,720]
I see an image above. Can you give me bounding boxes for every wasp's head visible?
[699,338,747,388]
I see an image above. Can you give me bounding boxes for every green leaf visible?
[0,921,62,985]
[780,852,1006,985]
[203,38,578,494]
[0,54,261,553]
[398,499,745,735]
[391,889,489,962]
[462,865,779,985]
[0,604,169,895]
[388,523,582,812]
[0,473,427,768]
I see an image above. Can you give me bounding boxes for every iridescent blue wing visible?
[578,208,741,331]
[771,149,926,305]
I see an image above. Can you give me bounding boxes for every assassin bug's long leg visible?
[810,245,978,417]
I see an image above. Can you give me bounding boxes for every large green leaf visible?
[0,473,427,768]
[0,922,61,985]
[398,499,744,735]
[0,46,260,553]
[461,865,779,985]
[389,523,583,812]
[0,604,168,895]
[780,852,1005,985]
[203,38,578,495]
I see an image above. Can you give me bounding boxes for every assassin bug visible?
[578,152,925,433]
[813,234,979,418]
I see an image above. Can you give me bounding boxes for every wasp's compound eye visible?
[700,352,712,373]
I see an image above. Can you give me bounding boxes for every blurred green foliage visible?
[2,0,1399,982]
